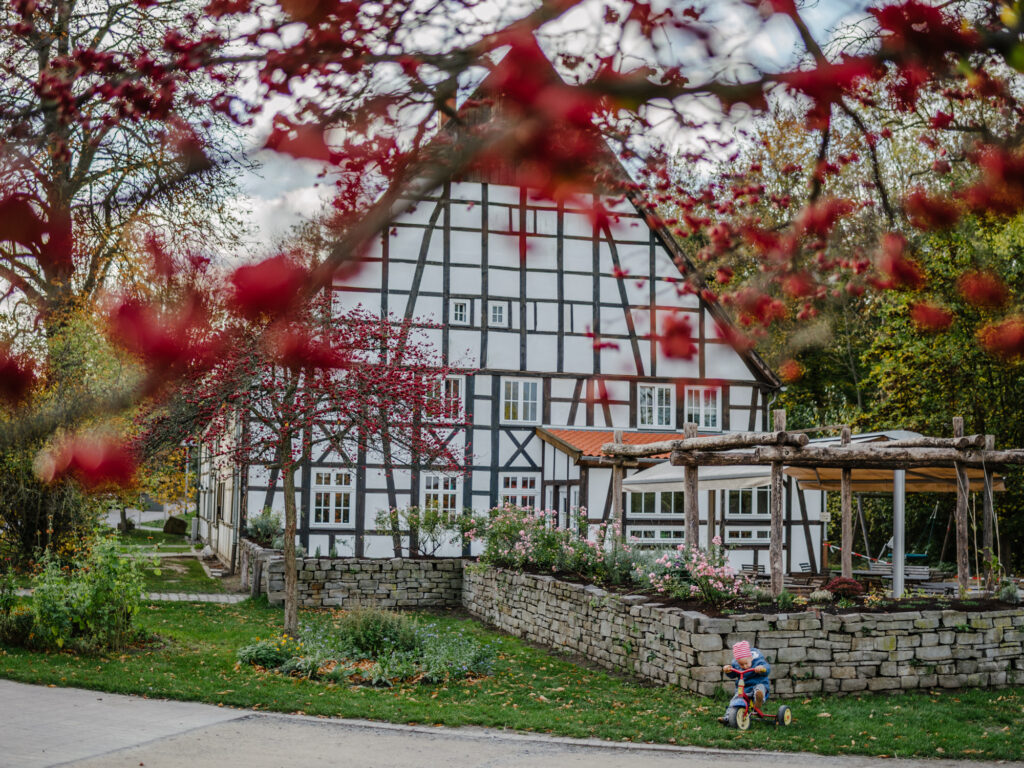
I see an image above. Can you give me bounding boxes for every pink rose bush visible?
[472,504,636,586]
[473,506,747,605]
[635,537,748,608]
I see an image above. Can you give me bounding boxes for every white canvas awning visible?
[622,461,772,492]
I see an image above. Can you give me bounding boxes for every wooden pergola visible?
[603,412,1024,597]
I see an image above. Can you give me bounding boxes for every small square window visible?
[490,303,506,327]
[451,300,469,325]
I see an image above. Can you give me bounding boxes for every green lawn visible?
[116,528,191,548]
[0,600,1020,759]
[142,558,223,594]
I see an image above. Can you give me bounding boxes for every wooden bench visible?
[741,563,766,578]
[866,562,931,581]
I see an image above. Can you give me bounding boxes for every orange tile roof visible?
[539,428,689,459]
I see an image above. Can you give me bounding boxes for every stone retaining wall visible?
[462,566,1024,698]
[238,538,281,594]
[264,556,463,609]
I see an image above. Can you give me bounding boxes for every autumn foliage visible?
[0,0,1024,495]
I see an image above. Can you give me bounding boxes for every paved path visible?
[15,589,246,604]
[2,681,1020,768]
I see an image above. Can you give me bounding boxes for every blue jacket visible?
[726,648,771,694]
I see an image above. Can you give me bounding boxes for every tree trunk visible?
[281,463,299,637]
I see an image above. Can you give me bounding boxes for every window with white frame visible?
[629,490,685,516]
[685,386,721,430]
[451,299,469,325]
[500,474,539,508]
[312,471,353,526]
[630,491,655,516]
[628,527,685,545]
[489,302,507,327]
[660,491,686,515]
[422,474,460,519]
[502,378,539,423]
[724,487,771,517]
[429,376,463,421]
[726,528,753,543]
[638,384,673,428]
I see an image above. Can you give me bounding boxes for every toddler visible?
[719,640,770,723]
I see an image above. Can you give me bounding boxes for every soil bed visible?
[528,568,1017,617]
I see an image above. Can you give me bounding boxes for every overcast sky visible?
[226,0,871,261]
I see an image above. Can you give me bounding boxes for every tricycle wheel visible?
[776,705,792,726]
[729,707,750,731]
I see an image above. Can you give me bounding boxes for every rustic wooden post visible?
[683,422,699,548]
[953,417,970,594]
[707,489,716,549]
[612,429,624,540]
[840,426,853,579]
[857,495,872,560]
[983,434,995,590]
[770,410,785,596]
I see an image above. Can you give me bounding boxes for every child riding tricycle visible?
[719,641,792,730]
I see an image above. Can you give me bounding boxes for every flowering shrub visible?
[824,577,865,598]
[474,506,747,605]
[636,537,747,607]
[474,504,635,586]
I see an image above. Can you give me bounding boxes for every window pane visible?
[660,492,672,514]
[704,389,717,428]
[639,387,652,426]
[524,382,537,422]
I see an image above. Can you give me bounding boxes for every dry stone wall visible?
[461,566,1024,698]
[242,542,1024,697]
[264,556,463,609]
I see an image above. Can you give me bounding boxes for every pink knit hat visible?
[732,641,752,660]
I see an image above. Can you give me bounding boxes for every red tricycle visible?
[722,666,792,730]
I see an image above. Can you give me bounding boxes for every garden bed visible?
[528,569,1017,617]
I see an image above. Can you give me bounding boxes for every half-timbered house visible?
[197,48,826,572]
